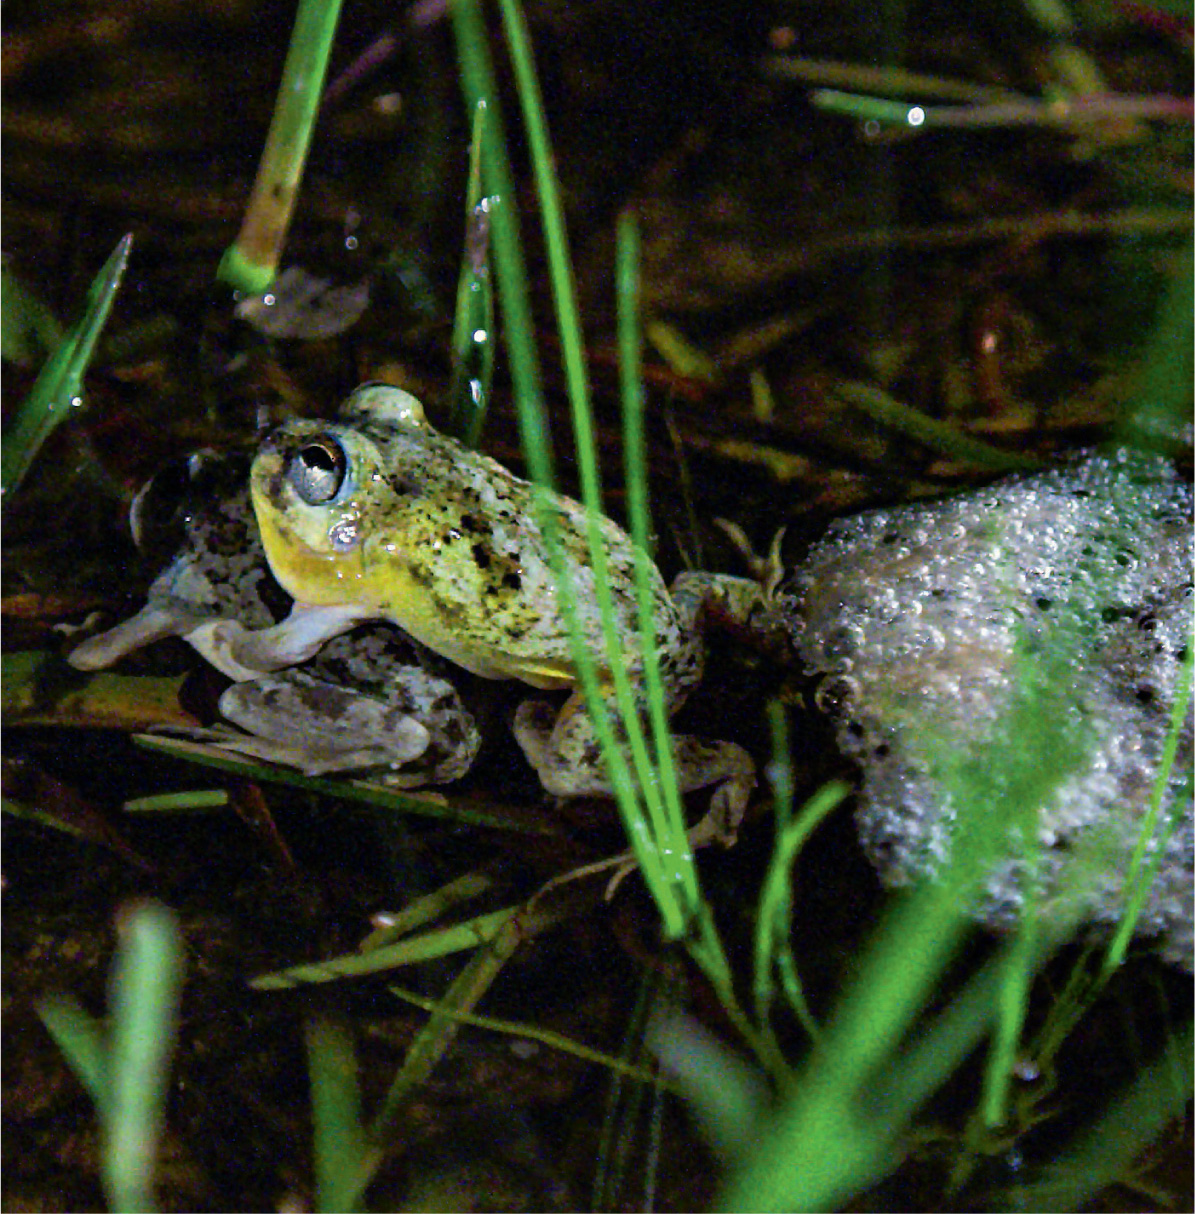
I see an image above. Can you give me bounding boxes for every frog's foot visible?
[189,603,367,681]
[513,695,755,849]
[712,518,787,600]
[68,604,202,671]
[670,535,793,652]
[510,698,560,775]
[218,673,431,777]
[671,736,755,849]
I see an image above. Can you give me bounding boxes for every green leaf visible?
[2,234,132,497]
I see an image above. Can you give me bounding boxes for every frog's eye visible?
[288,438,348,505]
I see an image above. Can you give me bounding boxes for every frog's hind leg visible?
[513,692,755,848]
[218,671,431,777]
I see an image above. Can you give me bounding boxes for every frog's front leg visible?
[188,602,370,681]
[512,687,755,848]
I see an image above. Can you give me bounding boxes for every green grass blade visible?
[104,901,184,1214]
[35,993,110,1106]
[1119,237,1193,449]
[832,381,1043,472]
[2,234,132,497]
[646,1008,770,1164]
[449,0,551,476]
[617,212,695,882]
[453,0,688,930]
[982,891,1041,1128]
[719,638,1093,1210]
[370,902,569,1134]
[123,790,231,813]
[217,0,345,292]
[754,763,847,1040]
[1,261,64,366]
[358,871,497,951]
[132,735,554,834]
[306,1019,371,1214]
[251,907,521,989]
[496,0,694,925]
[1101,630,1194,977]
[1009,1018,1193,1211]
[447,100,497,447]
[387,982,661,1083]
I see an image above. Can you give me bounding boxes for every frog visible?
[194,382,778,850]
[68,448,482,787]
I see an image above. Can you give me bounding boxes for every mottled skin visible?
[206,383,764,844]
[69,450,481,785]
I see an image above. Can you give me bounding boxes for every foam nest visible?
[784,448,1193,967]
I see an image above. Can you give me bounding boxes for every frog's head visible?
[250,398,418,611]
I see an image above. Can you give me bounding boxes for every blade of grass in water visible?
[2,234,132,497]
[306,1020,370,1214]
[36,993,109,1106]
[447,100,496,447]
[452,0,691,934]
[450,5,630,828]
[132,734,554,834]
[38,902,183,1214]
[832,381,1043,472]
[1,262,65,366]
[1012,1018,1193,1210]
[326,894,577,1210]
[449,0,550,469]
[104,902,184,1214]
[1118,236,1193,451]
[1102,633,1193,975]
[251,906,523,989]
[615,212,790,1075]
[753,712,846,1041]
[616,212,693,882]
[496,0,670,843]
[358,870,497,951]
[719,637,1093,1211]
[217,0,345,292]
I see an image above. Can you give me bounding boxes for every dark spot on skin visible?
[459,513,481,534]
[501,570,522,591]
[388,474,423,498]
[430,593,467,628]
[472,543,491,570]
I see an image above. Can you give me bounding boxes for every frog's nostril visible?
[290,437,348,505]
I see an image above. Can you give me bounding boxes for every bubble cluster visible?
[785,449,1193,966]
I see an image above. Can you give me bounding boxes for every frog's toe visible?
[67,604,194,670]
[673,739,756,848]
[511,698,558,771]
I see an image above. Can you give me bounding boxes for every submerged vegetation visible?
[2,0,1191,1209]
